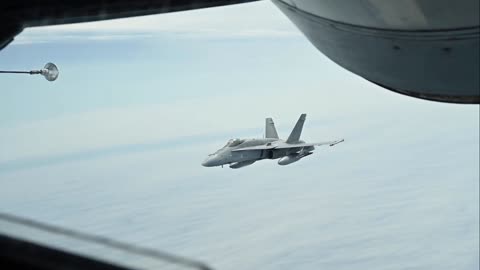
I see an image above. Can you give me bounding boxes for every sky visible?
[0,1,479,270]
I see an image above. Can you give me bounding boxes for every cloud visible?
[14,1,301,45]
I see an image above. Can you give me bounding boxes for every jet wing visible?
[231,145,277,152]
[275,139,345,149]
[232,139,344,152]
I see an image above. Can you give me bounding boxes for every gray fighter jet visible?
[202,114,344,169]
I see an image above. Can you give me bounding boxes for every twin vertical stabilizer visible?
[265,114,307,143]
[265,117,279,139]
[286,113,306,143]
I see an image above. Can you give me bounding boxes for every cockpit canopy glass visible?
[225,138,245,148]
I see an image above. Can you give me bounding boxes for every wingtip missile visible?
[330,139,345,147]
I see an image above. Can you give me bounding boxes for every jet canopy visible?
[225,138,245,147]
[209,138,245,156]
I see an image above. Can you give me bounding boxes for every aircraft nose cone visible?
[202,154,222,167]
[202,157,212,167]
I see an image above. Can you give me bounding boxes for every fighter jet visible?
[202,114,344,169]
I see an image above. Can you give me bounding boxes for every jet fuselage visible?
[202,138,314,168]
[201,114,342,169]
